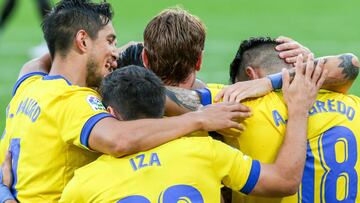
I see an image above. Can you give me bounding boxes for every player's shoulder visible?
[178,136,214,145]
[60,167,88,202]
[61,86,101,101]
[40,76,104,110]
[158,136,217,156]
[317,90,360,105]
[207,83,225,90]
[41,75,99,95]
[12,72,48,97]
[346,94,360,106]
[179,136,234,154]
[69,154,110,184]
[243,91,284,107]
[46,78,102,103]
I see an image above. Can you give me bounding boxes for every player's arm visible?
[218,53,359,103]
[284,53,359,93]
[89,102,251,157]
[0,152,16,203]
[4,200,16,203]
[164,86,202,116]
[17,53,51,79]
[275,36,359,92]
[163,51,359,115]
[316,53,359,93]
[249,54,326,196]
[163,54,339,114]
[164,77,273,116]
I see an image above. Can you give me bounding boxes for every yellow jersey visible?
[207,84,360,203]
[60,136,261,203]
[0,72,112,202]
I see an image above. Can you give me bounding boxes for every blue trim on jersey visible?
[12,72,47,97]
[240,160,261,194]
[80,113,113,148]
[43,75,72,85]
[0,183,15,203]
[9,138,20,199]
[195,88,212,106]
[267,72,283,90]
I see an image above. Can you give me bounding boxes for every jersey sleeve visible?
[59,90,113,150]
[211,139,261,194]
[12,72,48,97]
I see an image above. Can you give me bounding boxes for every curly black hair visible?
[229,37,280,84]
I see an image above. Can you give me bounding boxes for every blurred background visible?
[0,0,360,130]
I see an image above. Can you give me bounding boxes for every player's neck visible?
[177,71,196,89]
[49,53,88,87]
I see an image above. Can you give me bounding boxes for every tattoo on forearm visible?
[165,86,201,111]
[338,54,359,80]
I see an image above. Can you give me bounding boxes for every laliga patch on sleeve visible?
[86,95,106,111]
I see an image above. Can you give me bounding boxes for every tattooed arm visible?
[164,53,360,115]
[220,53,360,102]
[317,53,359,93]
[164,86,201,116]
[165,77,273,115]
[287,53,359,88]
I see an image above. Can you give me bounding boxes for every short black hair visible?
[101,65,165,120]
[230,37,288,83]
[42,0,113,58]
[117,43,144,69]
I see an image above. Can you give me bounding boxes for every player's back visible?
[0,74,106,202]
[226,90,360,203]
[60,136,259,203]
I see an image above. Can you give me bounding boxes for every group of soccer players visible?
[0,0,359,202]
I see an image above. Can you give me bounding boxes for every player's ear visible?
[75,30,89,53]
[142,49,149,69]
[245,66,259,80]
[106,106,120,119]
[195,51,203,71]
[107,106,116,116]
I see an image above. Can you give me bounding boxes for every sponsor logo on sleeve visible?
[87,95,106,111]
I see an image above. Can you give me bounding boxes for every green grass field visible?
[1,0,360,131]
